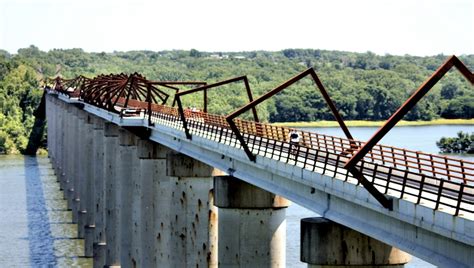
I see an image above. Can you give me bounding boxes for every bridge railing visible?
[43,54,473,216]
[45,82,474,217]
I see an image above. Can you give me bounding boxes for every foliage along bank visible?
[0,46,473,154]
[437,132,474,154]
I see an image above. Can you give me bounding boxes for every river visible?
[0,125,472,267]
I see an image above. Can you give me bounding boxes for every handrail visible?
[43,55,474,212]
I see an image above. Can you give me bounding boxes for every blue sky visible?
[0,0,472,56]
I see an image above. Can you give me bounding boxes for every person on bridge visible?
[289,129,300,156]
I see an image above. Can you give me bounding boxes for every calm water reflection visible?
[0,155,92,267]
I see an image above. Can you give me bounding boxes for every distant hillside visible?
[0,46,473,153]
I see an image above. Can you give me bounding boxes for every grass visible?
[272,118,474,128]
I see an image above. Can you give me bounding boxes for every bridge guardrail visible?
[42,54,473,216]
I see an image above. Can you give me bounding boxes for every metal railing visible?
[42,55,474,216]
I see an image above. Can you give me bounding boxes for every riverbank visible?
[273,119,474,128]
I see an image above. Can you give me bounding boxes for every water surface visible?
[0,155,92,267]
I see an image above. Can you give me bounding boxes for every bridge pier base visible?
[65,106,76,215]
[91,116,106,267]
[77,110,91,240]
[117,129,138,267]
[58,100,68,192]
[130,140,170,267]
[214,176,289,267]
[81,112,95,257]
[72,108,82,226]
[166,152,219,268]
[300,217,411,267]
[103,122,120,267]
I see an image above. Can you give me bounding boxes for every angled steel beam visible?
[226,68,354,161]
[344,55,474,170]
[175,76,259,140]
[340,55,473,209]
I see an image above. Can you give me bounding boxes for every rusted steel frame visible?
[347,166,393,209]
[131,77,169,103]
[82,80,110,102]
[148,81,207,85]
[65,75,89,97]
[133,76,169,103]
[176,76,258,118]
[124,74,141,109]
[87,80,125,108]
[148,84,170,103]
[175,96,192,139]
[112,75,133,111]
[175,76,259,139]
[82,76,121,101]
[226,68,353,161]
[345,55,474,171]
[91,81,125,109]
[149,81,206,106]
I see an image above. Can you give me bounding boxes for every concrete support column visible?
[46,95,55,169]
[117,129,138,267]
[81,112,95,257]
[65,105,76,213]
[300,218,411,268]
[72,107,83,225]
[103,123,120,267]
[76,110,88,239]
[92,116,106,267]
[130,140,170,267]
[51,97,57,170]
[167,152,219,268]
[214,176,289,267]
[58,101,67,191]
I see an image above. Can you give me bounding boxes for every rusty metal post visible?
[345,56,473,171]
[175,76,260,140]
[226,68,354,161]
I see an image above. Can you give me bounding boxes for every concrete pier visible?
[300,217,411,268]
[131,140,170,267]
[82,112,95,257]
[92,116,106,267]
[214,176,289,267]
[65,106,75,213]
[71,108,82,225]
[117,129,138,267]
[76,110,88,239]
[103,122,120,267]
[167,152,218,268]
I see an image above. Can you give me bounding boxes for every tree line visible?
[0,46,473,154]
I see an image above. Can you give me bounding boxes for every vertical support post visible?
[91,116,106,267]
[131,140,170,267]
[214,176,289,267]
[103,122,120,267]
[82,113,95,257]
[76,109,88,239]
[118,129,138,267]
[166,152,219,267]
[69,106,79,222]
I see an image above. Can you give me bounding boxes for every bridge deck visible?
[56,92,474,220]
